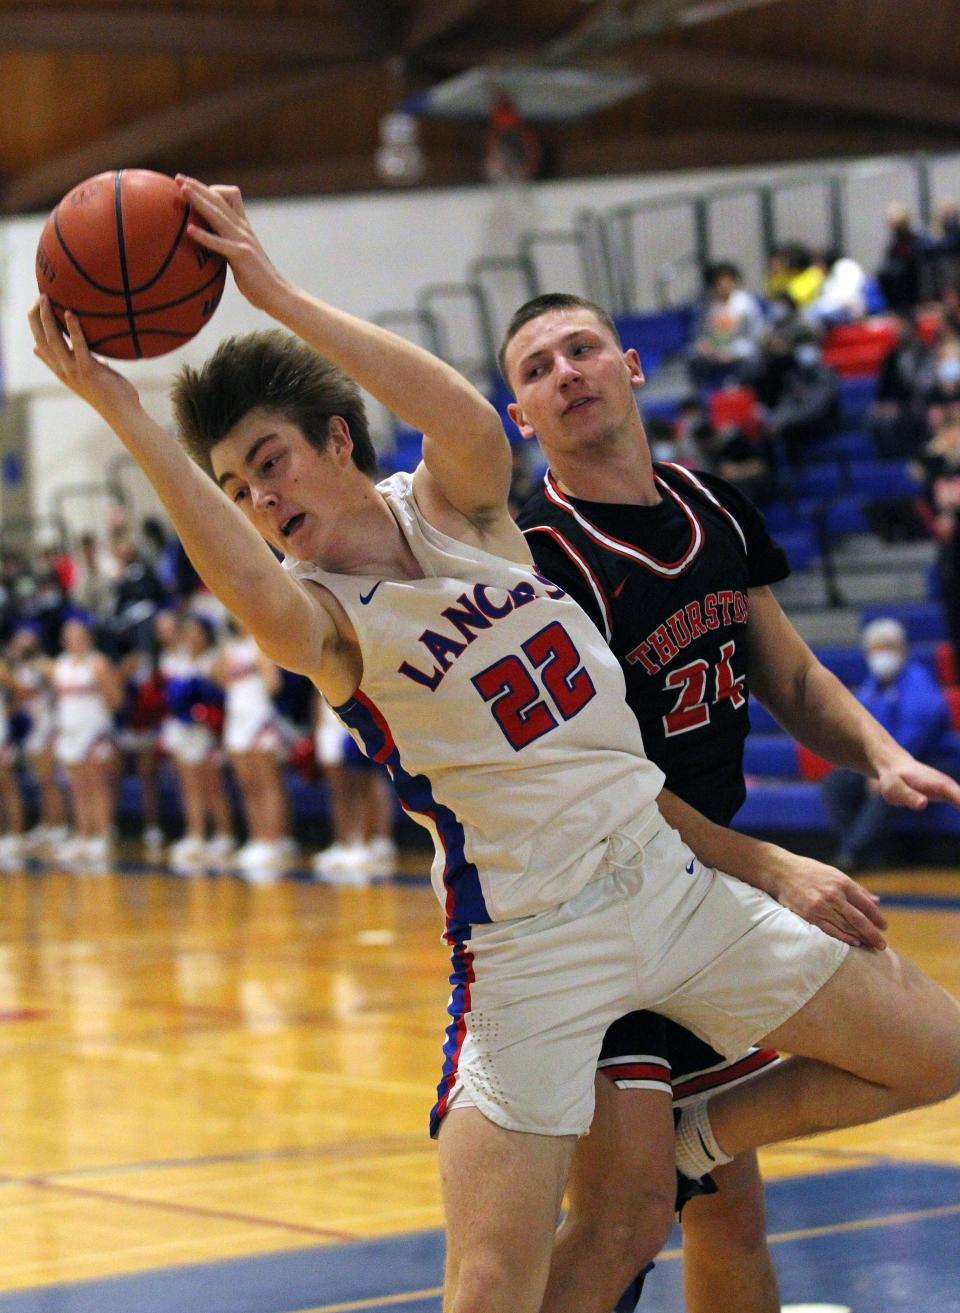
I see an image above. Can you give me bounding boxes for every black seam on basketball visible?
[86,330,194,350]
[124,204,192,294]
[114,170,142,357]
[46,265,226,320]
[53,208,126,296]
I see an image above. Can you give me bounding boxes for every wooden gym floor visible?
[0,854,958,1312]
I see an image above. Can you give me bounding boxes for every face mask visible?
[937,357,960,387]
[866,649,903,681]
[794,344,821,368]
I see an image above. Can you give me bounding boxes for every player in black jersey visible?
[502,293,960,1313]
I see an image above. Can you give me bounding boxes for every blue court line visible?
[874,891,960,910]
[2,1163,959,1313]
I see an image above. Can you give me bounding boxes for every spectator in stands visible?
[876,203,930,314]
[868,312,937,458]
[669,397,775,504]
[764,243,824,309]
[803,248,868,330]
[106,534,169,655]
[686,261,764,388]
[923,332,960,415]
[822,619,952,871]
[764,332,841,464]
[72,530,118,620]
[927,201,960,302]
[920,411,960,671]
[744,291,803,408]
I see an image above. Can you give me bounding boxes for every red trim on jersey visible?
[671,1047,779,1101]
[522,524,613,641]
[353,689,396,764]
[433,942,475,1124]
[542,469,704,576]
[662,463,749,556]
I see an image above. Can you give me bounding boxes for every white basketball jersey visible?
[286,473,664,934]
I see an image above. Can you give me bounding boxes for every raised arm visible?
[177,178,520,549]
[28,299,336,686]
[747,586,960,810]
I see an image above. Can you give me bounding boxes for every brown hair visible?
[497,293,622,387]
[171,328,377,478]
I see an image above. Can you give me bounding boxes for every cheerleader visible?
[7,622,68,854]
[212,620,296,883]
[52,614,121,871]
[159,612,234,874]
[0,652,26,870]
[312,693,397,885]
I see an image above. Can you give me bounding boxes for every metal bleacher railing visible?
[375,150,960,388]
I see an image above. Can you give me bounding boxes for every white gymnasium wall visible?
[3,151,959,537]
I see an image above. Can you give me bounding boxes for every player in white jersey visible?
[52,615,121,871]
[7,623,69,855]
[212,619,295,881]
[29,179,960,1313]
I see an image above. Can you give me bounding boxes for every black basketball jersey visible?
[518,462,789,824]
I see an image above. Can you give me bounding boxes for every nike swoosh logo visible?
[685,859,696,874]
[359,581,384,605]
[612,577,629,598]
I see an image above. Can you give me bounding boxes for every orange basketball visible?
[35,169,227,359]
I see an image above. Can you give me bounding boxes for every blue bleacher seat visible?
[807,430,875,463]
[616,307,696,357]
[837,376,877,423]
[814,646,867,686]
[747,701,780,733]
[790,464,846,498]
[822,494,870,538]
[846,460,922,500]
[775,526,819,570]
[860,601,946,642]
[742,734,797,777]
[734,782,828,830]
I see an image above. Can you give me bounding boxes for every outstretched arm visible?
[657,787,888,950]
[28,299,335,684]
[177,178,519,547]
[747,587,960,810]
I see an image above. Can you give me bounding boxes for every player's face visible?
[504,308,644,456]
[211,409,354,561]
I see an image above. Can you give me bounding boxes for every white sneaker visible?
[236,839,286,886]
[168,835,208,875]
[363,836,398,878]
[312,840,371,886]
[143,825,165,857]
[0,834,26,871]
[80,835,113,874]
[203,833,236,870]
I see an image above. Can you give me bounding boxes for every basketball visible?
[35,168,226,359]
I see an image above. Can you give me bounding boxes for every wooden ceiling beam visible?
[558,125,954,176]
[2,64,373,214]
[400,0,498,55]
[633,41,960,130]
[0,7,376,59]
